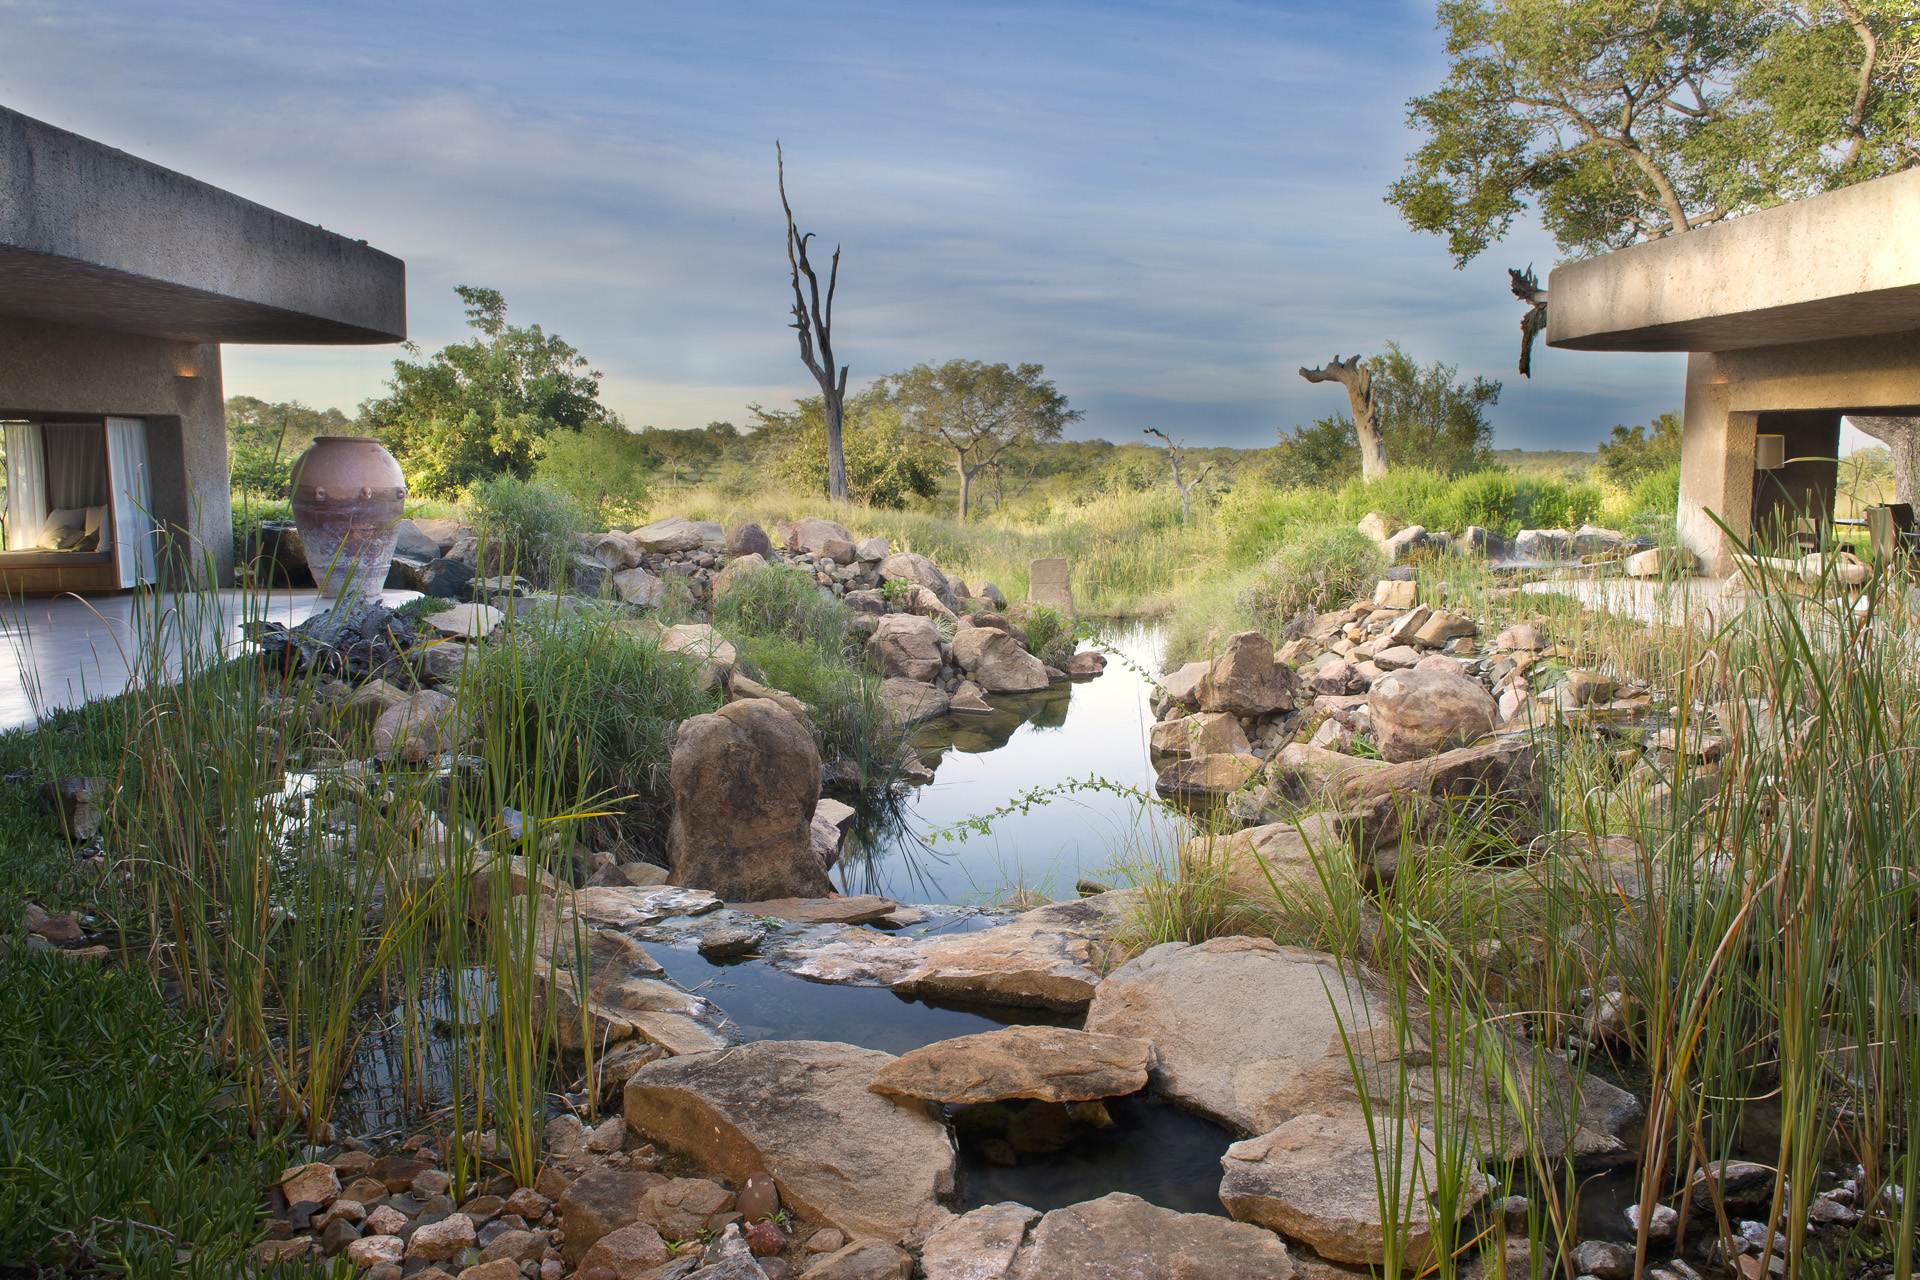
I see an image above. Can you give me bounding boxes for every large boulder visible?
[1512,529,1570,562]
[1161,660,1211,707]
[788,516,858,562]
[951,627,1048,693]
[878,677,950,725]
[1178,811,1346,907]
[866,614,944,682]
[1009,1193,1295,1280]
[1382,525,1437,566]
[1149,711,1250,757]
[878,553,960,611]
[611,567,666,607]
[666,701,829,901]
[1154,753,1262,800]
[1198,632,1302,717]
[710,552,768,602]
[1368,668,1497,763]
[1335,739,1542,854]
[1220,1112,1487,1269]
[588,531,644,570]
[726,522,774,558]
[868,1026,1151,1105]
[632,516,707,553]
[622,1040,956,1247]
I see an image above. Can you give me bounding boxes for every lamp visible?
[1754,434,1787,470]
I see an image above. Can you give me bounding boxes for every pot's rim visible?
[309,435,383,445]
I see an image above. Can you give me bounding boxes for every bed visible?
[0,419,156,596]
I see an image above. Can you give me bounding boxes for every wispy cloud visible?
[0,0,1684,447]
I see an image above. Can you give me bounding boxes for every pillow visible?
[34,507,89,552]
[83,505,107,537]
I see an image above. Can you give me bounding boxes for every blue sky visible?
[0,0,1690,450]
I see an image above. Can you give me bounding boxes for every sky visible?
[0,0,1697,451]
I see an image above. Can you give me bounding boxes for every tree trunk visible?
[1848,416,1920,507]
[1299,357,1389,482]
[957,456,973,521]
[824,393,848,503]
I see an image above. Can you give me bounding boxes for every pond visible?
[833,621,1185,906]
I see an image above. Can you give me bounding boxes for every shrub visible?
[1241,523,1384,621]
[733,634,904,775]
[466,475,587,589]
[713,563,847,653]
[534,419,653,526]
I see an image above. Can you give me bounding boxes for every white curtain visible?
[4,422,46,551]
[105,417,156,587]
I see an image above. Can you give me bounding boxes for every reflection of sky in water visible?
[836,623,1185,906]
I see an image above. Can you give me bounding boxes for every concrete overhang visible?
[1545,167,1920,354]
[0,106,405,345]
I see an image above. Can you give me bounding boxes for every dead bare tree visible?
[1299,355,1389,481]
[1143,428,1214,522]
[777,142,849,503]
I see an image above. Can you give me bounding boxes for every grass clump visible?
[467,474,587,589]
[1241,523,1384,621]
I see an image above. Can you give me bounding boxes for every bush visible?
[535,419,653,526]
[467,475,587,589]
[1241,524,1385,621]
[713,563,848,653]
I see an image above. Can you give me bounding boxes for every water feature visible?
[834,621,1182,905]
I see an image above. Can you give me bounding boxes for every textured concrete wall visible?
[0,317,232,585]
[1547,168,1920,353]
[0,105,405,344]
[1677,329,1920,574]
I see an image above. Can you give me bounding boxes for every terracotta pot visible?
[288,437,407,599]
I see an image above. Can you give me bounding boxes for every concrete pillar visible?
[1676,353,1757,578]
[1028,557,1073,615]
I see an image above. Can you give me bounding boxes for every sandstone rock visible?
[633,516,707,553]
[866,614,944,682]
[855,536,890,562]
[1493,623,1546,650]
[589,531,644,570]
[1198,632,1301,717]
[1369,668,1496,763]
[1309,660,1366,697]
[1513,529,1570,562]
[1572,524,1627,557]
[712,553,769,601]
[372,690,466,759]
[1220,1112,1486,1269]
[919,1202,1038,1280]
[802,1239,913,1280]
[531,923,725,1055]
[611,567,666,607]
[1154,753,1261,800]
[1011,1192,1294,1279]
[1625,546,1696,578]
[1383,525,1436,565]
[807,1229,849,1255]
[1178,811,1347,906]
[699,925,764,959]
[456,1261,521,1280]
[1358,512,1395,548]
[428,602,506,639]
[893,898,1121,1011]
[878,553,960,611]
[1336,739,1542,854]
[641,1177,736,1241]
[658,623,738,686]
[1459,526,1503,558]
[1373,579,1418,609]
[740,895,900,925]
[952,628,1048,693]
[1414,654,1463,676]
[727,522,774,558]
[950,680,992,713]
[877,676,949,725]
[1371,644,1420,671]
[405,1214,476,1261]
[623,1040,956,1246]
[560,1169,670,1263]
[1380,605,1431,647]
[730,673,810,721]
[667,701,829,902]
[1161,661,1211,707]
[1562,669,1614,706]
[282,1162,341,1206]
[1149,711,1251,757]
[1065,651,1106,676]
[344,679,410,728]
[869,1026,1151,1105]
[1413,611,1475,648]
[788,517,857,562]
[902,583,959,623]
[347,1236,404,1268]
[1307,716,1354,752]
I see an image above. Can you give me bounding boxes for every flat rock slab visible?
[533,925,729,1056]
[780,896,1127,1011]
[1220,1112,1486,1269]
[427,602,505,639]
[879,677,950,725]
[623,1040,955,1247]
[572,886,723,928]
[869,1026,1152,1105]
[922,1203,1039,1280]
[736,895,901,925]
[1010,1192,1294,1279]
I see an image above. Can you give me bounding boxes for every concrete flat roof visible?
[0,106,405,345]
[1546,167,1920,353]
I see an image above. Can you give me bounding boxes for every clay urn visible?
[288,437,407,598]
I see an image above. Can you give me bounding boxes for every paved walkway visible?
[1522,576,1748,631]
[0,587,418,732]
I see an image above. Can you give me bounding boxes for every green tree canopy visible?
[751,389,941,509]
[1391,1,1920,265]
[358,286,616,498]
[1595,410,1683,487]
[226,396,350,500]
[878,360,1082,519]
[1270,344,1500,486]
